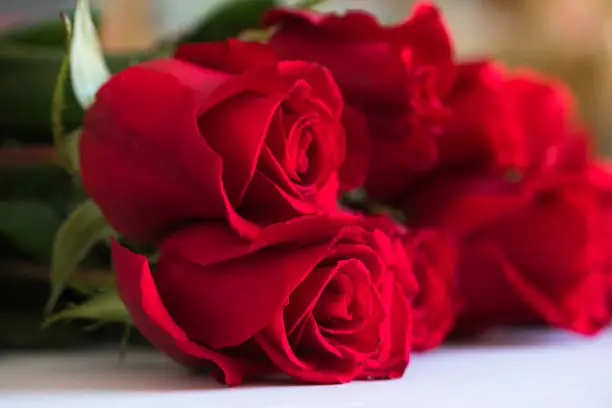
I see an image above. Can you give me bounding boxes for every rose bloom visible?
[403,128,610,335]
[80,40,346,242]
[397,62,611,335]
[264,2,455,197]
[112,213,417,385]
[388,60,574,201]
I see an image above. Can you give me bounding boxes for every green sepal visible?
[46,199,114,315]
[51,14,74,174]
[44,288,130,328]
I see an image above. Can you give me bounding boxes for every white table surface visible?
[1,328,611,408]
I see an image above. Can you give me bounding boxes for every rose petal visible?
[112,240,254,385]
[458,243,609,335]
[80,61,229,242]
[154,224,333,349]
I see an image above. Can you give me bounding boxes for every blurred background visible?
[0,0,611,149]
[1,0,612,151]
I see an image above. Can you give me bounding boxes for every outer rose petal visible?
[112,240,264,386]
[80,60,230,242]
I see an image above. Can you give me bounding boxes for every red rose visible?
[80,40,345,242]
[112,214,417,385]
[434,61,525,174]
[589,161,612,313]
[264,2,455,196]
[380,60,577,201]
[406,229,459,351]
[404,133,610,335]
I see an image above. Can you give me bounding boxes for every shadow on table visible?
[3,328,606,392]
[444,327,594,349]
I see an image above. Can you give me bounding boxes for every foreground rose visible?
[406,229,459,351]
[112,214,417,385]
[264,2,455,196]
[80,40,345,242]
[404,133,610,335]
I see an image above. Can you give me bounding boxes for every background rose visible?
[112,214,416,385]
[406,229,459,351]
[264,2,455,197]
[395,63,611,335]
[431,61,524,177]
[80,40,345,243]
[373,60,577,202]
[434,62,576,179]
[403,134,610,335]
[589,161,612,313]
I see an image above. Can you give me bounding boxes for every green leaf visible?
[68,268,115,295]
[0,201,61,261]
[179,0,279,43]
[70,0,111,109]
[46,200,114,315]
[51,14,75,175]
[45,289,130,327]
[0,42,170,144]
[64,128,82,174]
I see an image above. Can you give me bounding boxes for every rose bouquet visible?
[7,0,612,385]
